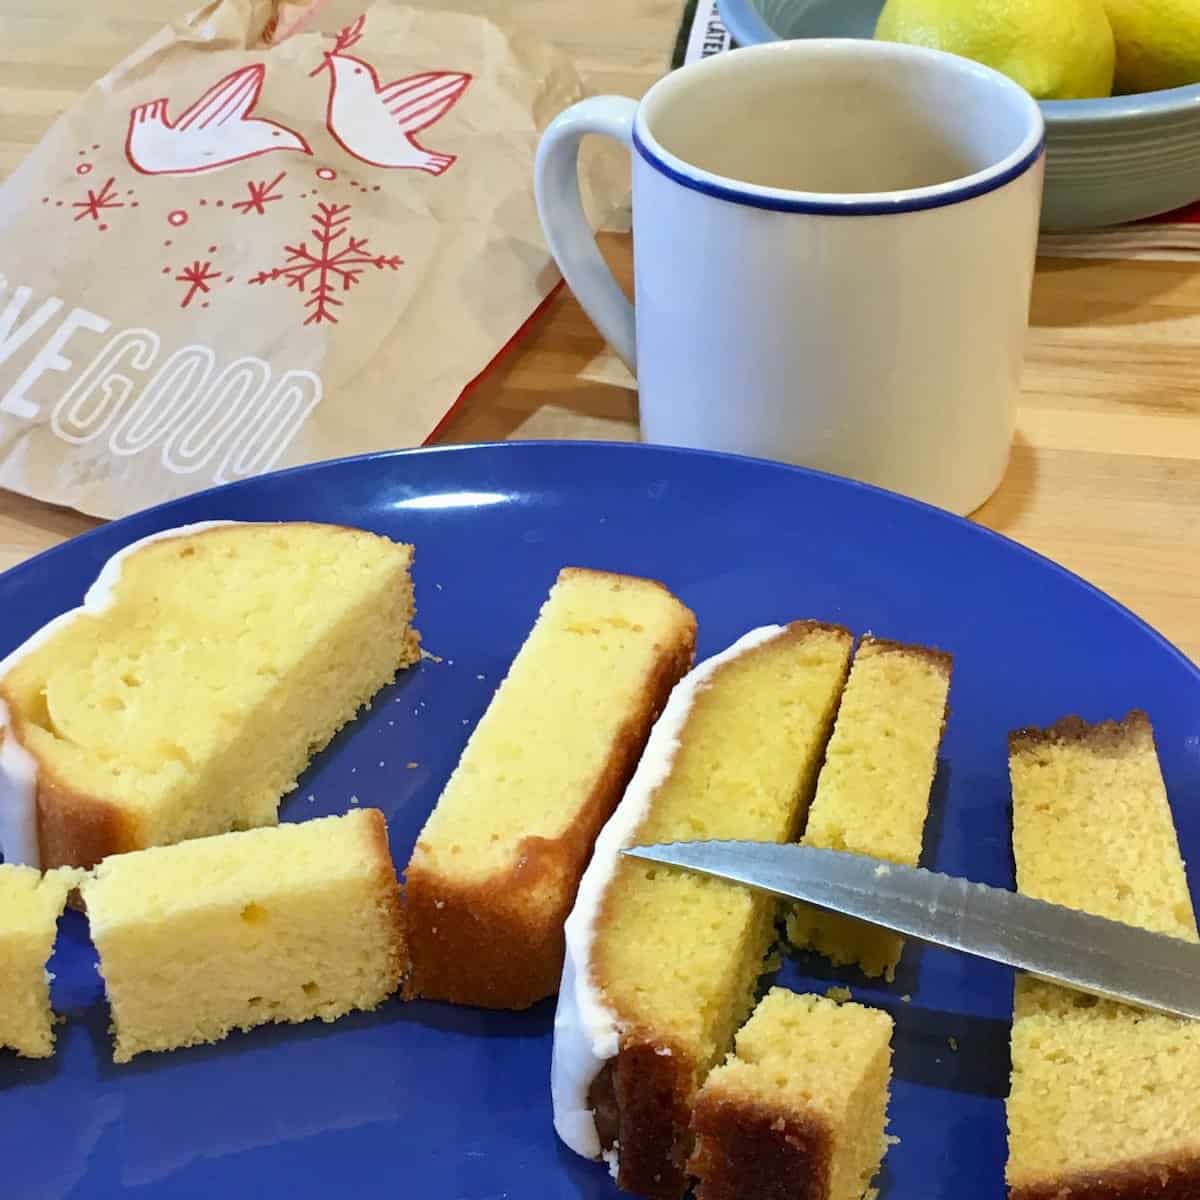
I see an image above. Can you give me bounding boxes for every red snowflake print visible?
[73,176,123,225]
[232,170,286,215]
[248,201,402,326]
[175,260,222,308]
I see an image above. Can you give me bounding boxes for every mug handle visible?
[534,96,638,373]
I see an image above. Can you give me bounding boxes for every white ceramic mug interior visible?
[535,40,1045,514]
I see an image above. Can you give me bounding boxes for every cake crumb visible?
[825,986,853,1003]
[420,648,443,663]
[873,863,891,878]
[948,1036,959,1052]
[306,794,316,804]
[407,762,419,769]
[887,1135,902,1147]
[349,794,360,805]
[602,1146,620,1182]
[901,994,911,1003]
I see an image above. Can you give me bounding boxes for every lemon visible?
[1102,0,1200,93]
[875,0,1116,100]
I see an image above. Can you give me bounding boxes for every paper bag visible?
[0,0,613,518]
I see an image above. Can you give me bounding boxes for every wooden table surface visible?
[3,0,1199,663]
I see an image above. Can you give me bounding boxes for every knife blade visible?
[622,840,1200,1021]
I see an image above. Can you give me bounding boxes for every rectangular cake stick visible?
[1006,713,1200,1200]
[404,567,696,1009]
[789,637,951,980]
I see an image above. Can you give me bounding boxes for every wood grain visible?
[2,1,1198,665]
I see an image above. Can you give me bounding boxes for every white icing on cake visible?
[0,521,240,869]
[550,625,788,1161]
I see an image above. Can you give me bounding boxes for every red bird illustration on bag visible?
[125,63,311,175]
[311,15,470,174]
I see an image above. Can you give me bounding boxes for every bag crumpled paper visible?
[0,0,616,517]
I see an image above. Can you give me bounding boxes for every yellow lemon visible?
[1102,0,1200,93]
[875,0,1116,100]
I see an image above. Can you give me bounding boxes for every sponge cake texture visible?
[1006,712,1200,1200]
[81,808,405,1062]
[405,567,696,1010]
[1,522,419,870]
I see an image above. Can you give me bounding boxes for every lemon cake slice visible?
[553,622,853,1200]
[404,567,696,1010]
[689,988,894,1200]
[1006,712,1200,1200]
[80,808,405,1062]
[788,637,951,980]
[0,521,419,872]
[0,863,82,1057]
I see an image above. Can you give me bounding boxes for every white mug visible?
[535,40,1045,515]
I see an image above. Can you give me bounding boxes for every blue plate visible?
[2,441,1198,1199]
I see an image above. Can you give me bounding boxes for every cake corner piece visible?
[689,988,894,1200]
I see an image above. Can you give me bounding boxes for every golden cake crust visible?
[1,521,418,871]
[34,758,140,874]
[404,571,695,1009]
[1008,710,1151,758]
[591,1035,694,1197]
[1011,1151,1200,1200]
[861,635,953,673]
[689,1093,833,1200]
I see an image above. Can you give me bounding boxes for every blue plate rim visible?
[4,439,1195,686]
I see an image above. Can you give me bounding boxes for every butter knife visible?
[622,840,1200,1021]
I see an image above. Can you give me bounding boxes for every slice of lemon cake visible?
[80,808,405,1063]
[404,567,696,1010]
[553,622,853,1200]
[689,988,894,1200]
[0,864,82,1057]
[788,637,951,980]
[0,521,419,872]
[1006,712,1200,1200]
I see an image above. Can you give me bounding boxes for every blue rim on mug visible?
[634,40,1046,216]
